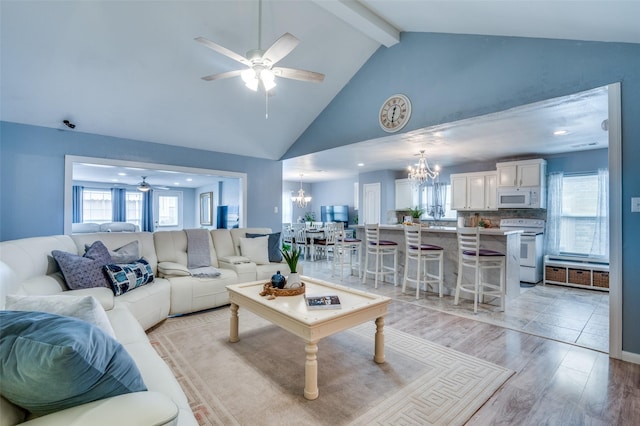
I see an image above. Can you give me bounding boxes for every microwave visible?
[497,188,543,209]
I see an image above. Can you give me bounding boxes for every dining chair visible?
[313,222,337,260]
[294,226,311,261]
[332,222,362,279]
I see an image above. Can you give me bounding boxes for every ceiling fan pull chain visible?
[265,89,269,119]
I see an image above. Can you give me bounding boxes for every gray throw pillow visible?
[52,241,112,290]
[246,232,282,262]
[85,240,140,264]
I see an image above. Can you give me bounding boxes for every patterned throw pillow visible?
[52,241,112,290]
[104,259,154,296]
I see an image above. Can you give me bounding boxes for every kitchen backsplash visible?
[457,209,547,227]
[390,208,546,227]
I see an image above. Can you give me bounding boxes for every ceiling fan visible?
[195,0,324,92]
[137,177,169,192]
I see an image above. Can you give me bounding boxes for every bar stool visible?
[402,225,444,299]
[332,223,362,279]
[454,227,506,313]
[362,223,398,288]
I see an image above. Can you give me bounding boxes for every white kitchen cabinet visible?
[484,172,497,209]
[450,171,497,211]
[497,159,546,188]
[395,178,418,210]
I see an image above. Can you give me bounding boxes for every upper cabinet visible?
[450,171,497,211]
[395,178,418,210]
[497,159,547,188]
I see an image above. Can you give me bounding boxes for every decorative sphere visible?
[270,271,286,289]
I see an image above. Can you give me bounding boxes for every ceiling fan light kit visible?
[137,176,151,192]
[195,0,324,93]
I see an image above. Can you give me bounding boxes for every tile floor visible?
[301,257,610,353]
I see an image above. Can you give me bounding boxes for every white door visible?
[362,183,380,224]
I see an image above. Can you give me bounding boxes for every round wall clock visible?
[379,94,412,133]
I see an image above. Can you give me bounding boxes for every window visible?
[126,192,143,228]
[82,190,111,223]
[559,174,600,256]
[157,193,180,227]
[421,183,455,220]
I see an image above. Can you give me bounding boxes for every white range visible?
[500,218,546,284]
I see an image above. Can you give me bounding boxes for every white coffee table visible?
[226,276,391,400]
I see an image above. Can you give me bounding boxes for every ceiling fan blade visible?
[262,33,299,65]
[201,69,244,81]
[194,36,250,66]
[273,67,325,83]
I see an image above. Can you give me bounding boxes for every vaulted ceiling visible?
[2,1,638,182]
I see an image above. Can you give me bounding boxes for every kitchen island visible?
[355,225,522,304]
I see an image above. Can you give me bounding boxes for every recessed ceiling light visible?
[174,182,180,185]
[111,179,118,182]
[357,163,364,167]
[553,130,569,136]
[118,172,126,176]
[186,178,193,182]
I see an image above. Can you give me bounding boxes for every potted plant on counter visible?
[280,247,302,288]
[408,206,425,223]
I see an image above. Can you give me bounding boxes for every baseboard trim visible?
[621,350,640,365]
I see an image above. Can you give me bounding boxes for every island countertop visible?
[354,224,523,305]
[354,224,523,236]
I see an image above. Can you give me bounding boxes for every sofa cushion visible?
[246,232,282,262]
[5,294,116,338]
[157,261,191,277]
[52,241,112,290]
[239,236,270,265]
[0,310,147,416]
[104,259,154,296]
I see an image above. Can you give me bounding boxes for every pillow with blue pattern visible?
[104,259,154,296]
[0,310,147,416]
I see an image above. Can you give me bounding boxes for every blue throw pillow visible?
[52,241,112,289]
[0,311,147,416]
[246,232,282,262]
[104,259,154,296]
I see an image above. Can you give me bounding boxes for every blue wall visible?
[285,33,640,355]
[0,122,283,241]
[309,177,358,226]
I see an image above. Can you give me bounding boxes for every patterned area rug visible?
[147,307,513,425]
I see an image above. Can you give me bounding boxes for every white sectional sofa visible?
[0,227,293,426]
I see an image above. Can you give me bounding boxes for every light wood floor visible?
[301,258,640,425]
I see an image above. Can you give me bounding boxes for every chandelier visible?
[291,174,311,208]
[407,150,440,185]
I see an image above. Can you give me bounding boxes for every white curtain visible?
[589,168,609,259]
[545,172,563,255]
